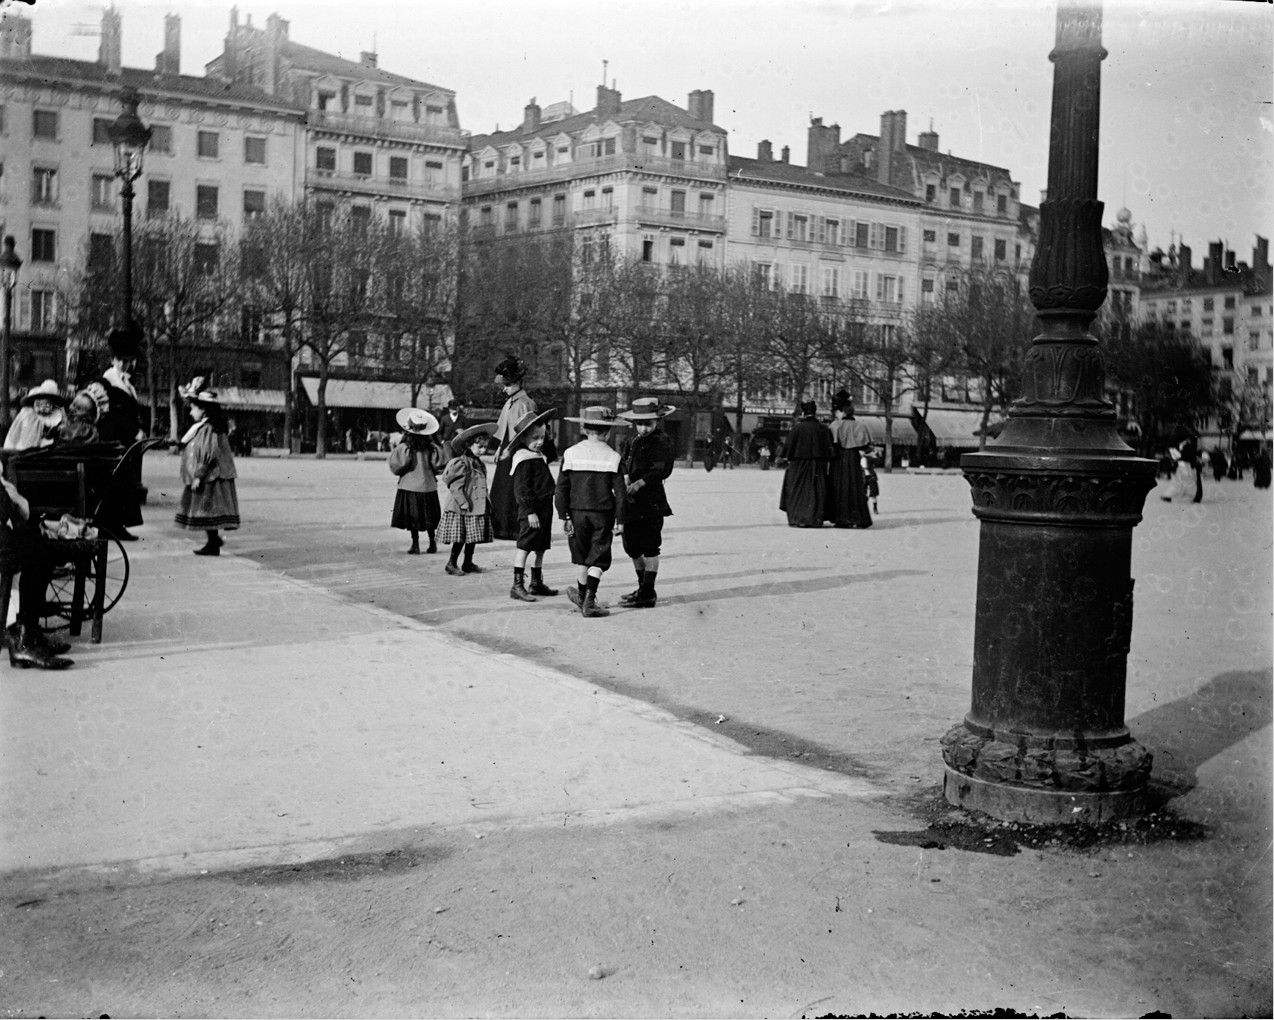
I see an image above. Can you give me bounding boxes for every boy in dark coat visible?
[505,408,559,602]
[617,397,676,608]
[554,406,629,618]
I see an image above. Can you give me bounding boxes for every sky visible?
[12,0,1272,262]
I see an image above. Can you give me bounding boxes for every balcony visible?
[463,151,728,198]
[309,109,466,148]
[307,169,459,202]
[635,206,726,232]
[573,207,619,227]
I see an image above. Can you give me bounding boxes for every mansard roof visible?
[728,155,921,205]
[279,39,452,96]
[469,94,724,150]
[0,53,305,113]
[843,131,1016,189]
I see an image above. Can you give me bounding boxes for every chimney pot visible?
[757,139,773,161]
[780,145,790,163]
[360,51,378,68]
[523,98,541,133]
[155,13,181,75]
[99,6,122,75]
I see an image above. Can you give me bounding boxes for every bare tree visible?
[852,319,915,470]
[661,262,733,461]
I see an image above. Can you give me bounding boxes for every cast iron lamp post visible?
[940,0,1159,823]
[108,87,152,336]
[0,236,21,428]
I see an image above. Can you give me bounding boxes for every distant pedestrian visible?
[824,392,873,529]
[388,407,443,555]
[863,449,880,515]
[757,443,771,471]
[780,401,833,528]
[489,356,537,541]
[617,397,677,609]
[555,406,630,618]
[174,377,240,557]
[439,399,467,461]
[1254,447,1272,490]
[438,422,496,576]
[504,408,559,602]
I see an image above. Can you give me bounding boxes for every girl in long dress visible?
[174,378,240,556]
[488,355,537,540]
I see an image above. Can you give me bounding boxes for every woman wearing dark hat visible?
[4,379,66,450]
[488,355,537,540]
[617,397,676,608]
[780,400,834,527]
[86,327,146,540]
[173,378,240,556]
[825,391,873,528]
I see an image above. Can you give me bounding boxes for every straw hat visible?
[562,405,630,428]
[178,376,220,405]
[617,397,676,421]
[20,379,66,408]
[500,408,557,459]
[453,421,497,446]
[395,407,440,435]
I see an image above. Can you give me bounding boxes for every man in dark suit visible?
[439,400,466,460]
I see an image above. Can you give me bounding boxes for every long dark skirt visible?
[488,457,520,540]
[826,448,872,528]
[391,490,440,531]
[780,459,827,527]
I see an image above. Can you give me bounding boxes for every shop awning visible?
[860,413,917,445]
[217,387,287,412]
[911,407,996,447]
[300,378,449,410]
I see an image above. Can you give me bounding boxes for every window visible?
[947,279,961,293]
[971,236,984,261]
[789,213,810,242]
[32,109,58,139]
[997,193,1008,214]
[581,137,616,158]
[1202,297,1214,312]
[820,217,841,244]
[196,184,218,219]
[852,270,869,300]
[351,206,371,234]
[244,136,266,164]
[1224,295,1236,309]
[389,156,408,181]
[528,198,542,227]
[948,232,961,247]
[922,278,935,300]
[1223,317,1235,334]
[91,173,114,210]
[699,193,715,216]
[243,189,266,219]
[642,238,655,263]
[697,239,714,263]
[317,201,335,229]
[1249,333,1261,352]
[994,238,1007,262]
[194,242,219,276]
[197,130,219,158]
[30,289,56,332]
[505,201,519,229]
[642,186,659,207]
[790,263,809,293]
[582,189,596,210]
[670,190,686,215]
[479,206,493,227]
[925,184,936,203]
[1166,300,1176,313]
[950,187,961,208]
[389,209,407,236]
[89,232,114,265]
[753,262,773,289]
[670,140,687,160]
[31,167,57,205]
[699,146,715,157]
[552,194,566,225]
[883,225,906,253]
[353,151,373,176]
[755,209,776,238]
[973,191,984,213]
[353,94,374,112]
[425,158,444,174]
[601,187,614,207]
[923,229,937,244]
[854,221,869,248]
[876,274,900,304]
[148,179,170,217]
[1222,346,1234,370]
[316,147,336,171]
[669,236,686,266]
[92,118,113,145]
[30,228,56,262]
[1200,318,1214,336]
[821,265,840,298]
[150,125,173,153]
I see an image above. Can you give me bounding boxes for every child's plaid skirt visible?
[436,510,492,545]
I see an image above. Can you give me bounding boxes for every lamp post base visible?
[942,767,1150,825]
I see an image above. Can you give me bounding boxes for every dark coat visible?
[619,429,674,519]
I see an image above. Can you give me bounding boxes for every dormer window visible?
[670,140,686,160]
[354,94,374,111]
[317,91,336,111]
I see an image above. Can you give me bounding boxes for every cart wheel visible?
[42,537,130,625]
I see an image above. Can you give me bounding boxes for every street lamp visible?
[108,86,152,335]
[0,235,22,428]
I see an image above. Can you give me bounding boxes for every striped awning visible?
[216,387,287,412]
[300,378,451,411]
[860,413,917,445]
[912,407,999,447]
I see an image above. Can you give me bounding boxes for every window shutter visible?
[18,289,31,331]
[897,278,905,305]
[818,217,827,244]
[848,220,858,247]
[752,207,760,237]
[786,212,794,239]
[898,226,907,253]
[875,274,884,302]
[838,221,847,246]
[870,222,881,250]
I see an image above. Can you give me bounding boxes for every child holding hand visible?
[438,422,497,576]
[503,408,559,601]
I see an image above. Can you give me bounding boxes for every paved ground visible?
[0,453,1268,1017]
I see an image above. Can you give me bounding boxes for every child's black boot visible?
[528,568,558,597]
[510,568,536,602]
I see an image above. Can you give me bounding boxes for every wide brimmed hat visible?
[179,375,220,405]
[618,397,676,421]
[501,408,557,459]
[453,421,497,446]
[493,355,527,383]
[395,407,440,435]
[563,405,630,428]
[20,379,66,408]
[107,326,141,360]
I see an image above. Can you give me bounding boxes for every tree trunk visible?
[167,338,180,443]
[883,409,894,472]
[281,319,295,452]
[145,332,158,436]
[316,362,329,459]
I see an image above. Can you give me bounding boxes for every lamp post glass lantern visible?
[0,235,22,428]
[108,87,152,336]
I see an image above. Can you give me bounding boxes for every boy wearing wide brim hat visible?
[553,406,629,618]
[616,397,677,608]
[502,407,559,602]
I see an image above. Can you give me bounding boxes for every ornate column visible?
[940,1,1159,823]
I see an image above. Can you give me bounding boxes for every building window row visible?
[315,146,444,182]
[751,208,907,252]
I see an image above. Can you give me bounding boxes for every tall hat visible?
[831,389,853,411]
[20,379,66,408]
[107,326,141,360]
[178,376,220,405]
[395,407,440,435]
[452,421,497,446]
[799,400,818,417]
[618,397,676,421]
[493,354,527,383]
[562,405,630,428]
[500,408,557,459]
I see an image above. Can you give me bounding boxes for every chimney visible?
[757,139,773,161]
[523,97,541,133]
[807,116,841,173]
[0,13,33,59]
[1178,244,1191,274]
[918,119,939,151]
[155,13,181,75]
[780,145,790,164]
[360,51,378,68]
[892,109,907,151]
[877,111,896,186]
[596,84,622,120]
[99,6,122,75]
[687,89,714,124]
[1225,249,1236,270]
[1255,236,1269,267]
[266,13,289,39]
[1207,241,1223,283]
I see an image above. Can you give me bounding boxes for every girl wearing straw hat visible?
[3,379,66,451]
[388,407,444,555]
[174,377,240,556]
[438,421,497,576]
[502,407,559,602]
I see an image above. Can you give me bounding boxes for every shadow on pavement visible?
[1129,668,1273,803]
[670,568,926,607]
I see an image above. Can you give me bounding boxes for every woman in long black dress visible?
[84,327,146,541]
[825,394,874,528]
[779,401,833,527]
[488,356,536,540]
